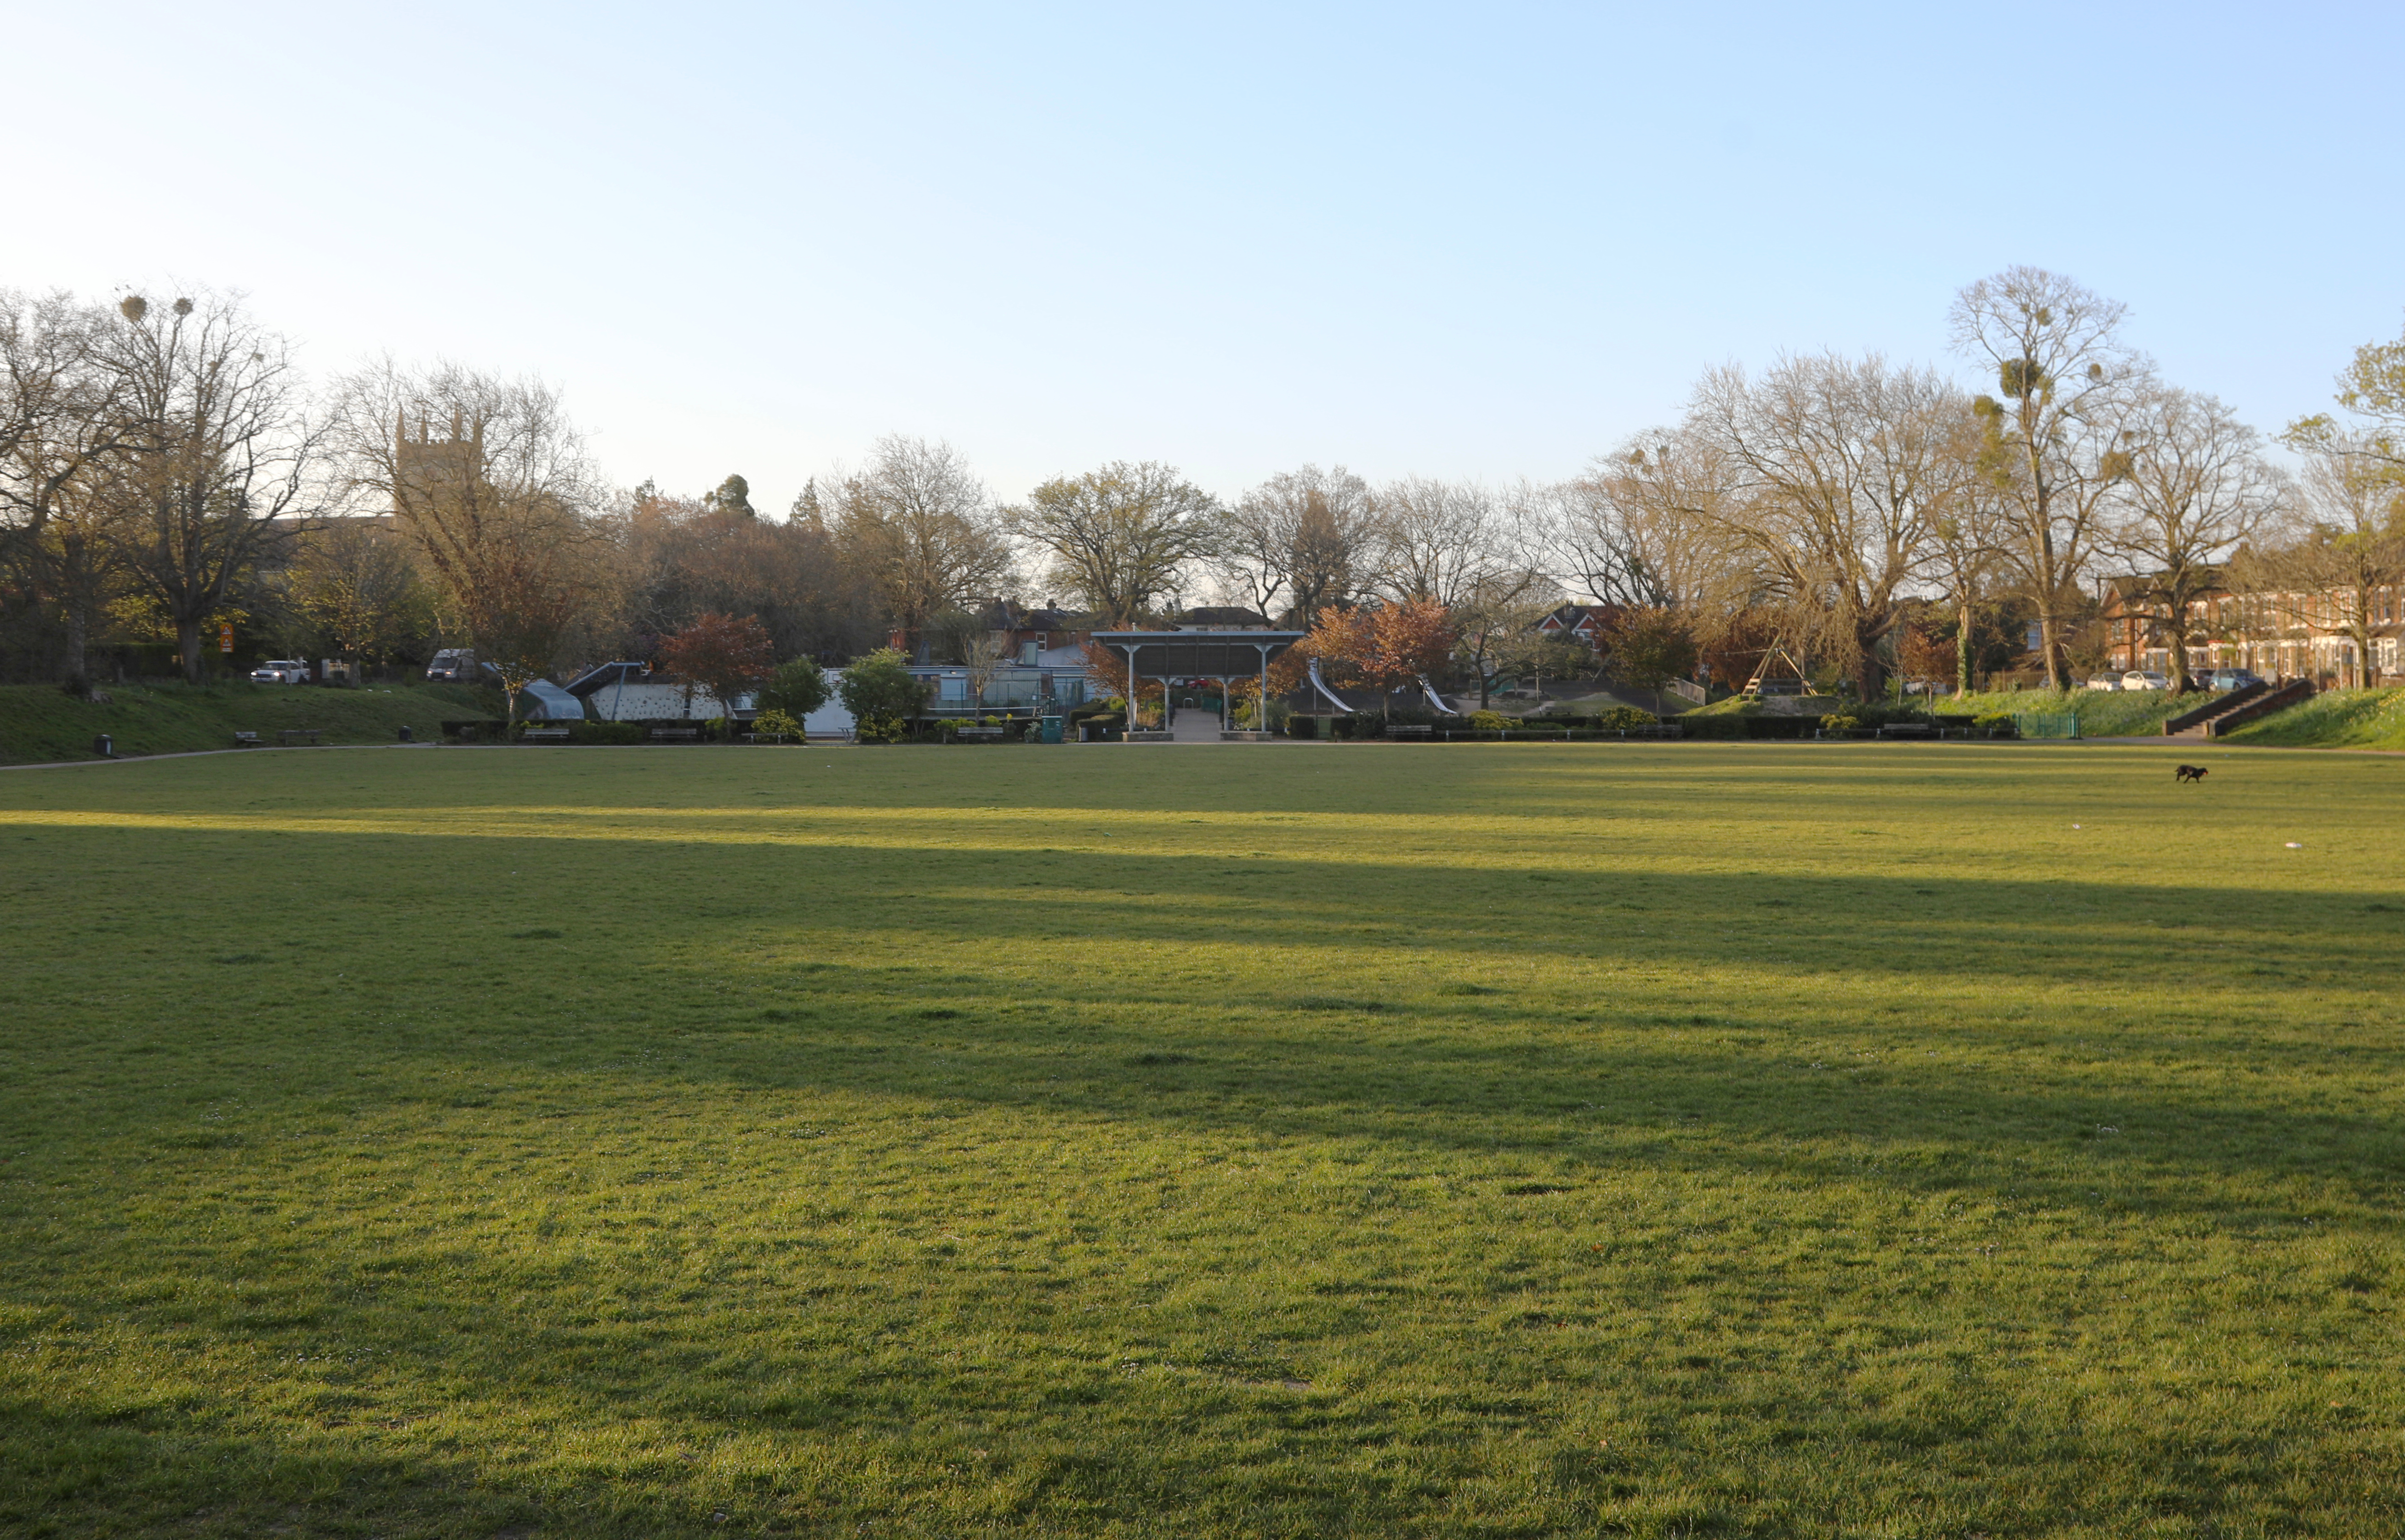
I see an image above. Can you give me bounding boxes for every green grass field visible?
[2222,687,2405,751]
[0,681,496,765]
[3,740,2401,1537]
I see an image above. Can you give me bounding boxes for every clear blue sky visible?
[9,1,2399,512]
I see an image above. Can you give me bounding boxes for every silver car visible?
[249,659,308,684]
[2121,669,2171,691]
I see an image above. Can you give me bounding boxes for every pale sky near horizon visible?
[7,1,2400,516]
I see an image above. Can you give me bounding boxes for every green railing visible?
[2011,712,2083,739]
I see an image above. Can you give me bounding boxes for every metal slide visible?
[1416,674,1458,716]
[1305,658,1353,714]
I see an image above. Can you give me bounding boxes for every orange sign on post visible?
[218,622,234,654]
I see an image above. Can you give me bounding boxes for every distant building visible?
[563,661,730,720]
[1536,602,1620,656]
[2101,574,2401,686]
[393,410,484,516]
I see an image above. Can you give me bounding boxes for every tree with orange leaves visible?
[1363,598,1455,689]
[1282,599,1454,699]
[658,611,775,738]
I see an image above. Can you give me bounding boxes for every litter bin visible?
[397,724,414,743]
[1037,715,1062,744]
[93,734,113,758]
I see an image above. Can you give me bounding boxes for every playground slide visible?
[1416,674,1458,716]
[1305,658,1353,714]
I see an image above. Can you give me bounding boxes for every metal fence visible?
[2010,712,2083,739]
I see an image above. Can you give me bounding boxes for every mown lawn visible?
[2,740,2401,1538]
[0,680,496,765]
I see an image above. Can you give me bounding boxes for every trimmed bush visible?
[756,658,830,721]
[561,720,645,745]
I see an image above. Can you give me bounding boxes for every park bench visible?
[648,725,703,743]
[1875,723,1935,739]
[954,724,1006,737]
[276,728,322,746]
[1387,724,1433,736]
[232,731,262,748]
[520,726,571,742]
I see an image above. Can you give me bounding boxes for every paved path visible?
[1169,708,1227,743]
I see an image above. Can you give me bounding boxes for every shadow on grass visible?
[16,823,2397,1226]
[0,1392,541,1540]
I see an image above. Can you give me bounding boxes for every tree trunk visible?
[63,610,88,685]
[2036,611,2068,691]
[1854,617,1888,703]
[1955,599,1975,697]
[177,618,205,684]
[2166,618,2194,693]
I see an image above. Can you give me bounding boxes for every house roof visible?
[1089,629,1307,677]
[977,598,1084,631]
[1174,606,1273,629]
[1538,603,1619,635]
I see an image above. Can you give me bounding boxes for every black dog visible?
[2175,764,2208,783]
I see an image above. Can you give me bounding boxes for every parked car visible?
[2205,667,2265,691]
[249,659,308,683]
[426,648,477,682]
[2120,669,2171,690]
[2083,674,2121,691]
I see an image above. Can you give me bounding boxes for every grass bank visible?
[0,679,496,765]
[3,744,2402,1535]
[2222,686,2405,750]
[1935,685,2186,737]
[1687,687,2217,738]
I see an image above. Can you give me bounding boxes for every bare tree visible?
[1,290,140,681]
[1451,573,1561,707]
[2286,315,2405,482]
[961,626,1013,708]
[1566,428,1764,630]
[1214,464,1376,625]
[1950,267,2145,689]
[1540,472,1677,612]
[2254,440,2405,685]
[825,436,1012,654]
[2098,386,2285,691]
[620,483,879,662]
[1921,413,2014,697]
[328,359,605,719]
[1370,477,1526,610]
[97,291,320,683]
[1690,354,1972,699]
[1007,460,1218,626]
